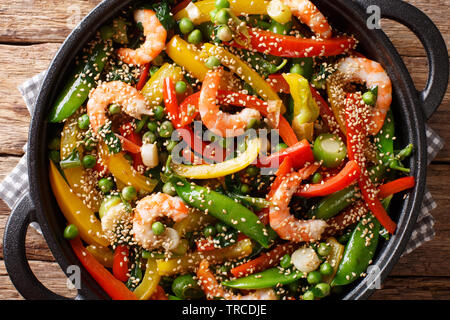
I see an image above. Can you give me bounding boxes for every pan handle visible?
[354,0,448,120]
[3,194,83,300]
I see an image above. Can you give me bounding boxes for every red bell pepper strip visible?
[136,63,150,91]
[150,285,169,300]
[267,157,294,199]
[295,160,361,198]
[378,176,415,199]
[113,245,130,282]
[163,77,182,127]
[119,122,144,170]
[69,237,137,300]
[116,134,141,154]
[267,74,291,94]
[257,139,314,169]
[229,28,357,58]
[230,242,298,278]
[197,260,227,300]
[195,238,216,252]
[345,93,396,234]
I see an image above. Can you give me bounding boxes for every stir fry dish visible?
[47,0,416,300]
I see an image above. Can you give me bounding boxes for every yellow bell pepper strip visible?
[100,144,157,193]
[321,237,344,284]
[141,63,185,107]
[60,113,102,212]
[166,35,210,81]
[157,238,253,276]
[282,73,319,140]
[133,259,160,300]
[173,210,217,237]
[174,0,269,25]
[86,244,114,268]
[171,137,261,179]
[49,161,109,246]
[201,43,286,112]
[70,237,137,300]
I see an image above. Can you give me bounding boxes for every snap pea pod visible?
[48,40,112,123]
[170,177,276,248]
[239,50,287,77]
[331,198,391,286]
[222,267,304,289]
[224,191,271,211]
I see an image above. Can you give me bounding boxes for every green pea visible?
[313,283,331,298]
[48,136,61,150]
[246,166,259,177]
[152,221,165,235]
[109,103,121,115]
[215,0,230,9]
[187,29,203,44]
[147,120,158,133]
[122,186,137,201]
[240,184,251,194]
[143,131,157,144]
[216,25,233,42]
[159,120,174,138]
[273,142,288,153]
[179,17,194,35]
[203,225,216,238]
[311,172,323,184]
[280,254,292,269]
[215,222,228,233]
[302,290,315,300]
[269,20,291,35]
[307,271,322,285]
[319,262,333,276]
[98,178,115,193]
[153,105,165,120]
[78,114,90,130]
[166,140,178,152]
[82,154,96,169]
[172,274,205,300]
[175,81,187,94]
[205,56,221,69]
[317,242,331,256]
[215,8,230,24]
[162,181,176,196]
[362,91,376,106]
[150,66,160,77]
[49,150,60,164]
[63,224,79,240]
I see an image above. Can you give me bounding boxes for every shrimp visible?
[132,193,189,251]
[337,56,392,135]
[87,80,152,134]
[282,0,332,39]
[199,68,261,137]
[117,9,167,65]
[269,171,328,242]
[197,260,278,300]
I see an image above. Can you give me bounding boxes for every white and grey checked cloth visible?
[0,72,445,256]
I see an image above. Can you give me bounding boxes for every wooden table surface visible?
[0,0,448,300]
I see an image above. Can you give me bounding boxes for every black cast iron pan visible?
[3,0,448,300]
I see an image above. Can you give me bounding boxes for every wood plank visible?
[0,259,77,300]
[371,276,450,300]
[0,0,448,58]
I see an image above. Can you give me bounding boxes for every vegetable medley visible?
[47,0,416,300]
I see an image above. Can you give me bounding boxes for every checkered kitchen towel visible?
[0,72,445,255]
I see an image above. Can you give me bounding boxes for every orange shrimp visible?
[282,0,332,38]
[133,193,189,251]
[338,56,392,135]
[87,81,151,134]
[117,9,167,65]
[269,171,328,242]
[199,68,261,137]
